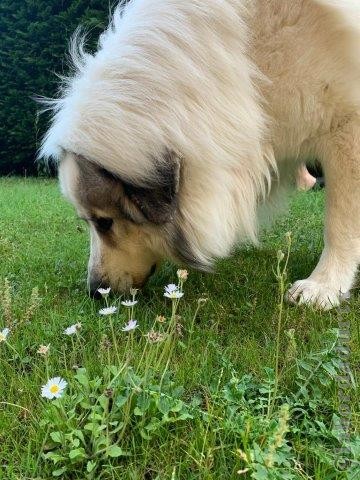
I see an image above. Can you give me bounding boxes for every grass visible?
[0,177,359,479]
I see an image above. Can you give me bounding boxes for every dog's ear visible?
[123,150,182,225]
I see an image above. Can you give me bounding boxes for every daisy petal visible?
[99,306,117,315]
[0,328,10,342]
[41,376,67,400]
[122,319,138,332]
[121,300,138,307]
[97,287,111,296]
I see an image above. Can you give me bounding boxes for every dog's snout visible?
[89,279,109,299]
[88,263,157,296]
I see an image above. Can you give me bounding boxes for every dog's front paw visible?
[286,279,350,310]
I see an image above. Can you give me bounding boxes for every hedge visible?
[0,0,109,175]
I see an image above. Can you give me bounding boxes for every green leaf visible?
[72,438,80,448]
[49,431,62,444]
[44,452,66,464]
[145,418,161,432]
[157,396,170,415]
[115,395,129,408]
[86,460,97,473]
[252,464,270,480]
[73,430,85,444]
[106,445,124,458]
[170,400,184,413]
[298,360,312,372]
[137,392,150,412]
[74,368,89,387]
[110,422,124,435]
[52,467,67,477]
[134,406,144,416]
[68,448,86,461]
[322,362,338,377]
[140,428,152,440]
[99,394,108,411]
[88,412,103,421]
[84,422,98,431]
[178,412,193,421]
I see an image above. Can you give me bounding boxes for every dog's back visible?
[248,0,360,163]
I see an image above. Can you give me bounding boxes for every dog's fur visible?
[40,0,360,308]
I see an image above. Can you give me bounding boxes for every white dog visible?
[40,0,360,309]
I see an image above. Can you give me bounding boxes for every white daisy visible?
[99,306,117,315]
[41,377,67,399]
[64,323,81,335]
[97,287,111,297]
[122,319,138,332]
[164,284,184,299]
[121,300,138,307]
[0,328,10,343]
[164,284,178,294]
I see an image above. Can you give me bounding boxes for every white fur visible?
[41,0,360,308]
[40,0,276,266]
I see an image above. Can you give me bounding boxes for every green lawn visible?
[0,178,359,479]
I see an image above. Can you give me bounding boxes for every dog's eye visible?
[95,217,113,233]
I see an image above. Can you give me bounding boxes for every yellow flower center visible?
[49,384,60,394]
[0,334,5,342]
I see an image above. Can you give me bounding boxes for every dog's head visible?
[59,151,202,295]
[40,1,264,295]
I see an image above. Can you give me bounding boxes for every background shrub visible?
[0,0,109,176]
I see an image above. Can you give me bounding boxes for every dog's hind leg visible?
[287,114,360,309]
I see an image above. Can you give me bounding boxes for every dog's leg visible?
[287,116,360,309]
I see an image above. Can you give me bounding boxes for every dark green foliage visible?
[0,0,110,175]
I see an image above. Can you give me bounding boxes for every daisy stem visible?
[59,400,68,423]
[130,294,136,320]
[124,333,131,364]
[159,339,176,390]
[45,355,49,379]
[129,330,135,360]
[51,399,67,426]
[109,316,121,365]
[268,234,291,419]
[71,336,75,364]
[5,340,21,358]
[136,338,149,375]
[155,299,178,370]
[107,348,111,381]
[139,317,159,377]
[188,300,204,345]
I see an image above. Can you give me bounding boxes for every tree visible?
[0,0,109,175]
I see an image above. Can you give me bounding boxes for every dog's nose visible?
[88,279,109,299]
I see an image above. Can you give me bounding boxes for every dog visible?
[40,0,360,309]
